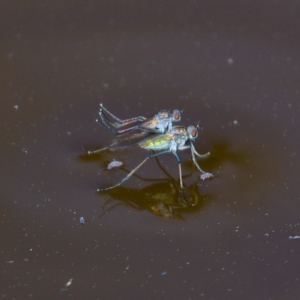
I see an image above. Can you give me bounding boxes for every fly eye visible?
[190,128,198,138]
[191,129,197,137]
[173,110,181,121]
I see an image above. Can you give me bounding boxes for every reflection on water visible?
[87,154,210,219]
[98,178,209,219]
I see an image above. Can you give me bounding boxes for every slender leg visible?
[100,103,147,128]
[97,150,171,191]
[153,154,173,180]
[190,143,207,174]
[98,110,143,134]
[97,112,121,133]
[172,151,183,189]
[99,109,162,135]
[193,146,210,159]
[87,146,108,155]
[98,110,121,129]
[171,150,194,204]
[99,109,129,130]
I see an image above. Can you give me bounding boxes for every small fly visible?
[89,125,213,191]
[96,103,182,135]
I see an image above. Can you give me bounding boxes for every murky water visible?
[2,1,300,299]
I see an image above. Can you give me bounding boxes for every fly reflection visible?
[98,157,210,219]
[99,180,209,219]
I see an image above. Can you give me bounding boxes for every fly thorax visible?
[158,111,169,120]
[156,123,166,133]
[176,138,188,147]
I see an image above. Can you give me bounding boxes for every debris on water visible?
[227,58,234,65]
[22,148,28,154]
[107,160,123,170]
[233,120,239,125]
[65,278,73,287]
[161,271,167,276]
[80,217,85,224]
[289,235,300,239]
[200,173,214,180]
[14,105,19,110]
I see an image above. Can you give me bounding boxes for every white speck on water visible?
[233,120,239,125]
[65,278,73,287]
[14,105,19,110]
[200,173,214,180]
[80,217,85,224]
[227,58,234,65]
[289,235,300,239]
[161,271,167,276]
[22,148,28,154]
[107,160,123,170]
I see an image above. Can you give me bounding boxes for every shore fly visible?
[88,125,213,191]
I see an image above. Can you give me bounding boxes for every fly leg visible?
[98,109,146,134]
[87,146,108,155]
[190,143,214,180]
[97,150,171,191]
[190,143,209,174]
[99,109,163,134]
[100,103,147,128]
[192,145,210,159]
[170,147,193,205]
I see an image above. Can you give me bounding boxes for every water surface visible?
[1,1,300,299]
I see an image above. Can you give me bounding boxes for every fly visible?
[89,125,213,191]
[96,103,182,135]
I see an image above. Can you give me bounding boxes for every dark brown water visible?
[2,1,300,299]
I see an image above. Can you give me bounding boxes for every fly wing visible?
[127,117,168,133]
[138,118,160,132]
[108,130,155,150]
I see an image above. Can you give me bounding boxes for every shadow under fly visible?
[97,103,182,134]
[98,156,210,219]
[88,124,214,193]
[99,177,204,219]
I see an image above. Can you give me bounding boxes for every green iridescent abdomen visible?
[140,135,172,151]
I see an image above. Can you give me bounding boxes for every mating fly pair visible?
[88,103,213,191]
